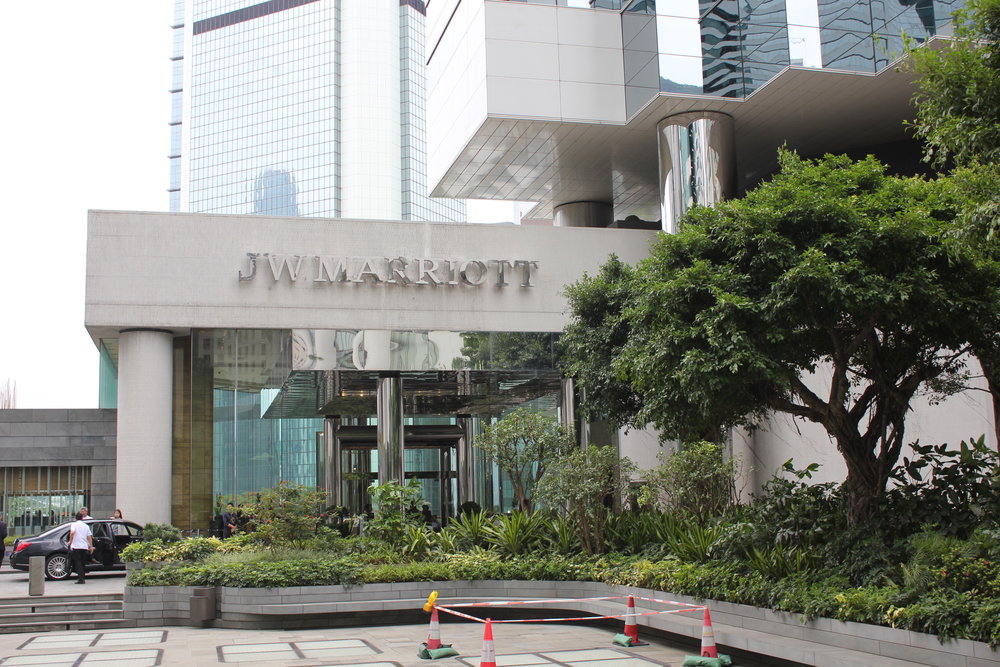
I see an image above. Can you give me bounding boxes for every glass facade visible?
[0,467,90,536]
[621,0,964,117]
[159,328,563,529]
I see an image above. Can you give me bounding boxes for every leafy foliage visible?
[240,482,328,549]
[365,479,424,547]
[638,441,739,524]
[889,436,1000,537]
[475,409,577,511]
[141,523,183,543]
[535,444,638,553]
[482,510,548,555]
[908,0,1000,169]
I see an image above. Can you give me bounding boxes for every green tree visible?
[563,151,1000,525]
[476,408,577,511]
[535,444,637,554]
[908,1,1000,445]
[908,0,1000,169]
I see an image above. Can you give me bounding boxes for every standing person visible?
[111,509,123,519]
[222,503,237,538]
[79,507,89,519]
[68,512,93,584]
[0,513,7,569]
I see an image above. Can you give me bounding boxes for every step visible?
[0,593,123,606]
[0,617,127,634]
[0,609,124,625]
[0,600,122,614]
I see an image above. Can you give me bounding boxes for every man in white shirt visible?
[68,512,93,584]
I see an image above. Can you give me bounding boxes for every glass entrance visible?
[337,440,457,525]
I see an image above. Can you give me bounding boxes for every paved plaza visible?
[0,621,702,667]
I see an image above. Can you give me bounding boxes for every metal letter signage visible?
[239,254,538,288]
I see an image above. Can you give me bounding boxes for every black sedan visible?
[9,519,144,580]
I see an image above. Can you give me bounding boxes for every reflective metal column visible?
[322,416,342,506]
[456,414,475,505]
[553,201,613,228]
[376,373,404,486]
[657,112,735,233]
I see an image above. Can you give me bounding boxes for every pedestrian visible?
[68,512,94,584]
[222,503,238,538]
[0,513,7,569]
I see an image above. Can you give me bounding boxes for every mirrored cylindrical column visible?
[376,373,404,486]
[456,414,475,505]
[323,416,342,507]
[553,201,613,228]
[657,112,735,233]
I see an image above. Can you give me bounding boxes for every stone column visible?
[116,328,174,525]
[657,112,735,233]
[376,373,404,486]
[553,201,613,228]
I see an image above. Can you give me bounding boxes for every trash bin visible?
[189,587,216,624]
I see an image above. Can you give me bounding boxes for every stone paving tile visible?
[0,623,694,667]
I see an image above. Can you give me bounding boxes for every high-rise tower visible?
[168,0,465,222]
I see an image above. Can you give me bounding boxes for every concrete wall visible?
[0,409,117,520]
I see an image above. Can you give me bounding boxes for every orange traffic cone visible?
[480,618,497,667]
[622,595,648,646]
[426,607,442,650]
[701,607,718,658]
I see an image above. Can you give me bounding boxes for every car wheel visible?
[45,553,72,581]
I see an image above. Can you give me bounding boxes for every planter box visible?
[122,579,1000,667]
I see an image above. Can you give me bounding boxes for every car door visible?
[111,521,143,560]
[90,522,116,568]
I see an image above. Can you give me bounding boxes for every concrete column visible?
[323,416,342,507]
[657,112,735,233]
[376,373,404,486]
[456,414,475,505]
[116,328,174,525]
[553,201,613,228]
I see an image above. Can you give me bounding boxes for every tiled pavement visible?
[0,622,701,667]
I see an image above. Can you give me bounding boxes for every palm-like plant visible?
[483,510,547,555]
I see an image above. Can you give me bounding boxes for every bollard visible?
[28,556,45,596]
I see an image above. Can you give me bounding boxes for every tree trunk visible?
[977,353,1000,452]
[839,439,890,526]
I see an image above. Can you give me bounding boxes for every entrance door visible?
[335,428,460,524]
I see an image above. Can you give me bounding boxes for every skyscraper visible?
[168,0,465,222]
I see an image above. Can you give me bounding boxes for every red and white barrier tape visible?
[432,594,707,625]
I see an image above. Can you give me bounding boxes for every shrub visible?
[638,441,740,523]
[482,510,548,555]
[142,523,183,543]
[126,556,363,588]
[241,482,328,549]
[535,444,637,553]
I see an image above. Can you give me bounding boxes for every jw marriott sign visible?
[239,253,539,288]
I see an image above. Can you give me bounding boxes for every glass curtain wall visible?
[623,0,966,116]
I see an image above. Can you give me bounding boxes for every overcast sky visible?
[0,3,526,409]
